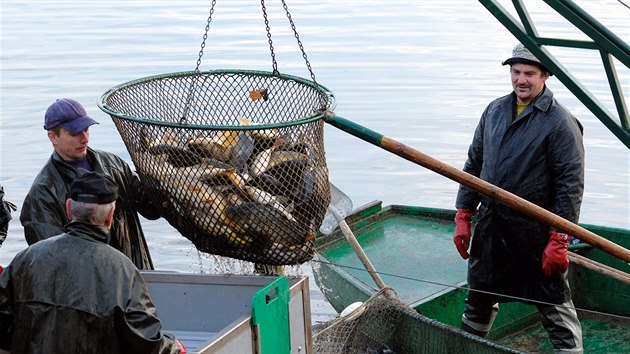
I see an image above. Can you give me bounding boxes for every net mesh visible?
[312,287,524,354]
[99,70,333,265]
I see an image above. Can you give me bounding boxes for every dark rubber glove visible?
[453,209,475,259]
[176,339,187,354]
[542,229,570,278]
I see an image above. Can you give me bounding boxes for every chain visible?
[192,0,322,104]
[195,0,217,72]
[260,0,279,75]
[281,0,317,85]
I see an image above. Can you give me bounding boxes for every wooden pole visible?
[328,205,394,296]
[325,114,630,263]
[568,252,630,285]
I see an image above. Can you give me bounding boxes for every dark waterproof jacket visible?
[0,222,181,353]
[0,185,16,247]
[456,87,584,304]
[20,147,159,270]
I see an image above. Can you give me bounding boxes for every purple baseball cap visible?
[44,98,99,132]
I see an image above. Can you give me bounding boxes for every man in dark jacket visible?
[453,43,584,353]
[0,185,16,249]
[20,98,159,269]
[0,172,185,353]
[0,185,17,275]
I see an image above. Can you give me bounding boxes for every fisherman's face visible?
[48,127,90,161]
[510,63,550,105]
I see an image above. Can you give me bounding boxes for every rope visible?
[616,0,630,10]
[311,258,630,322]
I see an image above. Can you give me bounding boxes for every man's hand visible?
[542,229,570,278]
[453,209,475,259]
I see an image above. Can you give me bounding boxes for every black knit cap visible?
[70,172,118,204]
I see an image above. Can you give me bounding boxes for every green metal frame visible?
[98,69,336,130]
[478,0,630,149]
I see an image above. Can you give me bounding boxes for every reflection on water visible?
[1,0,629,322]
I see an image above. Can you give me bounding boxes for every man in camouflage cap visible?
[453,43,584,353]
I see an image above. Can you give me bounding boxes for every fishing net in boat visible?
[311,285,522,354]
[98,1,334,265]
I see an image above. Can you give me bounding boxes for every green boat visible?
[312,2,629,351]
[313,201,630,353]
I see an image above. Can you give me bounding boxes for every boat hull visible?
[314,201,630,353]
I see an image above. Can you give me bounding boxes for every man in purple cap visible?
[452,43,585,352]
[20,98,160,270]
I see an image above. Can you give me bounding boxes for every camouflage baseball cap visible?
[502,43,552,75]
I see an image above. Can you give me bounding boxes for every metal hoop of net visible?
[99,70,334,265]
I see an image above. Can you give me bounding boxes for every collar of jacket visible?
[512,85,553,113]
[64,220,111,244]
[51,147,97,167]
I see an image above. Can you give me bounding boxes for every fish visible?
[227,202,310,248]
[292,175,328,238]
[237,116,279,142]
[243,185,295,222]
[289,168,315,205]
[176,164,239,186]
[134,152,248,247]
[277,142,309,155]
[250,138,285,176]
[226,168,251,189]
[266,151,308,181]
[138,128,204,167]
[187,130,240,162]
[202,158,232,169]
[249,172,293,198]
[229,132,255,172]
[147,144,203,167]
[140,128,180,151]
[268,150,308,169]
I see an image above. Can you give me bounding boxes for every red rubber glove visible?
[542,229,570,278]
[176,339,187,354]
[453,209,475,260]
[0,264,3,275]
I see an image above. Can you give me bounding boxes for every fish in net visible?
[100,71,335,266]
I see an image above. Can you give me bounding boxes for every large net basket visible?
[99,70,334,265]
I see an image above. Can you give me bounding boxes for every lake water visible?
[1,0,629,324]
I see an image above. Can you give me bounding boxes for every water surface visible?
[1,0,629,323]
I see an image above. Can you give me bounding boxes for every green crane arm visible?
[478,0,630,149]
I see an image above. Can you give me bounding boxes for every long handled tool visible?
[568,253,630,285]
[323,113,630,263]
[320,182,394,296]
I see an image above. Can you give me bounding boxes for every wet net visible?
[99,70,333,265]
[98,0,337,265]
[312,287,523,354]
